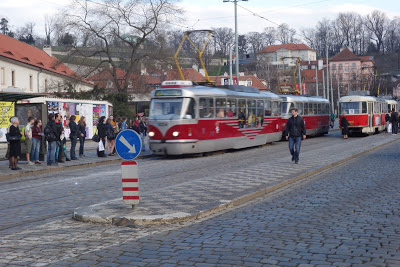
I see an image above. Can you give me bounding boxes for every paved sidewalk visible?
[74,133,400,227]
[0,137,152,181]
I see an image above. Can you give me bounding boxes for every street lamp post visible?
[223,0,248,81]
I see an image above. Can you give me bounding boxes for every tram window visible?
[297,103,303,115]
[183,98,195,119]
[318,104,321,115]
[272,101,279,116]
[238,99,246,128]
[282,102,294,116]
[199,98,214,118]
[257,100,264,127]
[247,100,256,128]
[150,99,183,120]
[325,104,329,114]
[361,102,367,113]
[227,99,237,117]
[373,102,380,114]
[264,101,271,116]
[340,102,361,114]
[216,98,226,118]
[312,103,317,115]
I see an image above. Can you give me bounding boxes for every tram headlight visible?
[172,131,179,137]
[148,131,155,137]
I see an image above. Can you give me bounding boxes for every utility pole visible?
[223,0,248,81]
[326,44,330,102]
[322,70,325,98]
[330,69,334,113]
[298,60,302,94]
[315,66,318,96]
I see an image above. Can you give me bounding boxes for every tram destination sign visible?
[155,89,182,97]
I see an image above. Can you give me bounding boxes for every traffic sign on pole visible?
[115,129,142,160]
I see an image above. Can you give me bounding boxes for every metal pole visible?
[347,83,350,96]
[322,70,325,98]
[326,45,330,102]
[315,66,319,96]
[330,69,334,113]
[298,61,302,94]
[229,46,233,85]
[234,0,239,80]
[337,76,340,113]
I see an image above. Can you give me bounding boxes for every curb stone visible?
[73,136,400,227]
[0,154,152,182]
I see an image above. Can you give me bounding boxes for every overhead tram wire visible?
[236,3,306,40]
[184,0,331,22]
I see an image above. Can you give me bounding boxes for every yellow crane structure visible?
[174,30,215,84]
[276,57,301,94]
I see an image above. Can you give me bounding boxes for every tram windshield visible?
[150,98,195,120]
[282,102,294,116]
[340,102,366,114]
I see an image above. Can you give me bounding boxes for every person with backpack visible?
[69,115,79,160]
[105,118,116,156]
[45,114,58,166]
[390,108,398,135]
[25,116,35,165]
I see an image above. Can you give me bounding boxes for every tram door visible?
[368,102,373,127]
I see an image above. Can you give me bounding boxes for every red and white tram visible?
[279,95,331,137]
[339,95,386,135]
[148,81,283,155]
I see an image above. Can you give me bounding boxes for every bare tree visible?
[246,32,266,54]
[277,23,296,44]
[384,17,400,53]
[44,14,56,45]
[263,27,276,46]
[212,27,234,55]
[364,10,388,54]
[64,0,180,93]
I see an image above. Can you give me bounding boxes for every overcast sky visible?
[1,0,399,37]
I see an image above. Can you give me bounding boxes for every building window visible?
[345,64,349,72]
[58,82,61,92]
[332,64,336,70]
[352,73,356,80]
[339,74,343,81]
[11,70,15,87]
[352,63,356,70]
[338,64,343,70]
[45,79,48,91]
[0,67,5,85]
[29,75,33,91]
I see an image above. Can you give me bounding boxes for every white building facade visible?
[0,34,93,94]
[257,43,317,67]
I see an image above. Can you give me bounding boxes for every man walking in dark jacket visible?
[285,108,306,164]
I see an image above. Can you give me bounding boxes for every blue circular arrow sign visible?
[115,129,142,160]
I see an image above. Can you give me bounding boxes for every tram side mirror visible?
[183,114,192,119]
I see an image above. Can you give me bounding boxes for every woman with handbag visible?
[97,116,107,157]
[8,117,22,170]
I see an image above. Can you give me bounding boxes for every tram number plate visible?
[157,122,168,126]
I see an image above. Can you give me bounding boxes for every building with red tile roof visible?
[166,68,206,82]
[0,33,93,93]
[257,43,317,67]
[209,75,268,90]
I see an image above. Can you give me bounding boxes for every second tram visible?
[339,95,386,135]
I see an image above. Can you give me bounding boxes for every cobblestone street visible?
[53,139,400,266]
[0,132,399,266]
